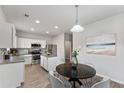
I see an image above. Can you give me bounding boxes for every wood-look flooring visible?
[20,64,51,88]
[20,64,124,88]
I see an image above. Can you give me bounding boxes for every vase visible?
[72,56,78,68]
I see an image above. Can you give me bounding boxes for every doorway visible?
[64,33,73,63]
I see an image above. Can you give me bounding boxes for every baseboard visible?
[25,64,32,67]
[96,73,124,85]
[111,78,124,85]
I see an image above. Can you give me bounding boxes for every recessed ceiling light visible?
[30,28,34,31]
[54,26,59,29]
[35,20,40,24]
[46,31,49,34]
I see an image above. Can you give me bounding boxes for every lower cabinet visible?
[24,55,32,65]
[40,55,64,71]
[0,62,25,88]
[43,57,48,70]
[19,55,32,65]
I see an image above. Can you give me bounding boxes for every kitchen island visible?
[40,55,64,71]
[0,56,25,88]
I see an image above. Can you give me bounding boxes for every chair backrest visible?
[59,74,72,88]
[91,76,110,88]
[49,71,64,88]
[84,62,95,68]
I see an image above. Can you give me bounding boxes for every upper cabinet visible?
[12,25,17,48]
[17,37,46,48]
[17,38,31,48]
[0,22,17,48]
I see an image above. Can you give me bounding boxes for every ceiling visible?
[2,5,124,36]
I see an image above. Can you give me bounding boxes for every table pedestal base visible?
[69,78,82,88]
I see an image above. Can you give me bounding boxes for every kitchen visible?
[0,5,73,87]
[0,43,66,87]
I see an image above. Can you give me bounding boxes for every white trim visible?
[96,73,124,85]
[111,78,124,85]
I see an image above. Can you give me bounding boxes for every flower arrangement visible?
[72,49,79,57]
[71,49,80,66]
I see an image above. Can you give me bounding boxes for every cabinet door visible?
[48,57,64,71]
[40,56,44,66]
[44,57,48,70]
[48,61,55,71]
[41,40,46,48]
[0,62,25,88]
[24,56,32,65]
[0,23,13,48]
[47,57,58,71]
[12,25,17,48]
[17,38,31,48]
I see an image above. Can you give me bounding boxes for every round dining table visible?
[56,63,96,88]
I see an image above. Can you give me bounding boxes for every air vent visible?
[24,13,29,18]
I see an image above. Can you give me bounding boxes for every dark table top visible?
[56,63,96,79]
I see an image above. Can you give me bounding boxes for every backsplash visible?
[0,48,55,56]
[0,48,7,55]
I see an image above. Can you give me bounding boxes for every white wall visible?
[52,33,65,61]
[73,13,124,83]
[0,7,6,22]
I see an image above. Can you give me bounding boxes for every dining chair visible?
[84,62,95,68]
[83,62,95,86]
[49,71,72,88]
[91,76,110,88]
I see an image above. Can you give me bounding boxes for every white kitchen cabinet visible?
[23,55,32,65]
[19,55,32,65]
[40,40,46,48]
[0,62,25,88]
[0,22,16,48]
[17,38,31,48]
[43,57,48,70]
[40,55,64,71]
[40,55,44,66]
[17,37,46,48]
[12,25,17,48]
[47,57,59,71]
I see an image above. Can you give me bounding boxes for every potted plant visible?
[3,50,10,60]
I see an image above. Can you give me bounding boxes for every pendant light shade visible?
[70,24,84,32]
[70,5,84,32]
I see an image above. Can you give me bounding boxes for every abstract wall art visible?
[86,34,116,56]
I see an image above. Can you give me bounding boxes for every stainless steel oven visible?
[31,44,41,64]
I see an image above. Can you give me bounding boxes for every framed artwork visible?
[86,34,116,56]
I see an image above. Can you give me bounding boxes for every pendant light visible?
[70,5,84,32]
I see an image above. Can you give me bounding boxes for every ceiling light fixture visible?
[35,20,40,24]
[54,26,59,29]
[46,31,49,34]
[70,5,84,32]
[30,28,34,31]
